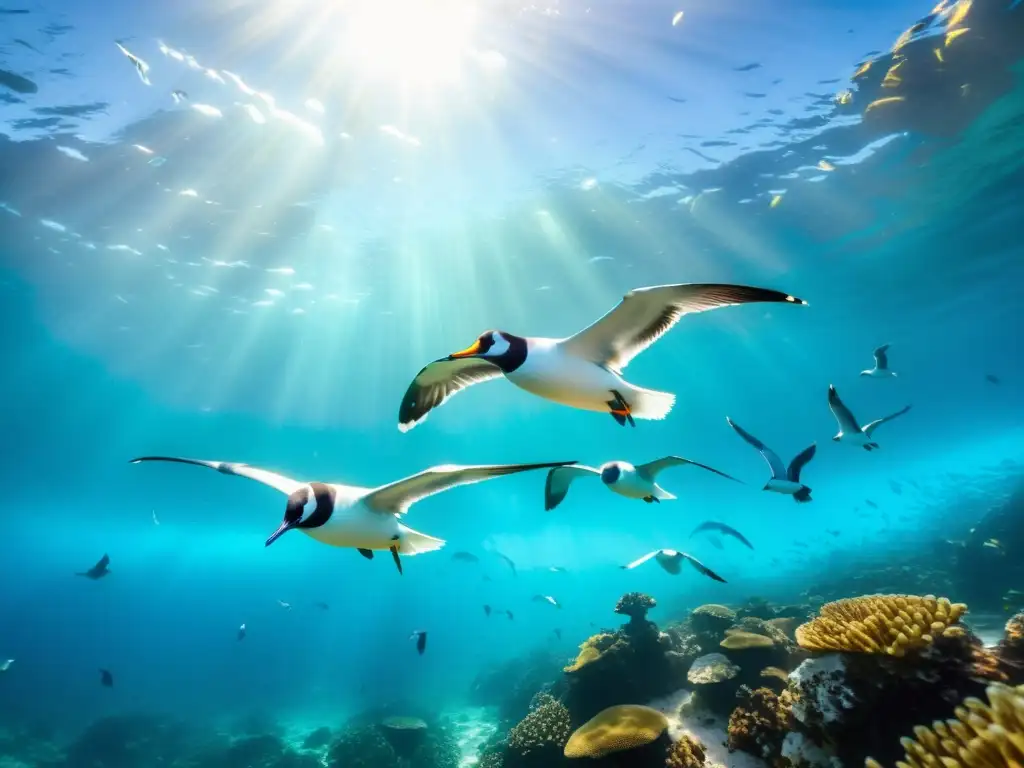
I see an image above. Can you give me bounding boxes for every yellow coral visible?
[666,734,706,767]
[564,633,615,673]
[795,594,967,657]
[563,705,668,759]
[720,632,775,650]
[864,683,1024,768]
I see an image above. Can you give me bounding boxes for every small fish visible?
[451,551,480,564]
[76,554,111,580]
[826,529,841,537]
[553,629,562,640]
[237,623,246,641]
[548,566,567,573]
[313,601,329,610]
[505,610,514,621]
[483,605,492,617]
[889,479,903,495]
[277,600,292,610]
[983,539,1005,554]
[99,669,114,687]
[411,630,427,655]
[0,659,13,673]
[496,552,517,577]
[690,521,754,550]
[770,194,783,208]
[760,666,788,681]
[671,10,684,26]
[151,509,160,526]
[986,374,1001,385]
[817,160,836,171]
[865,500,879,509]
[533,595,561,609]
[115,42,150,85]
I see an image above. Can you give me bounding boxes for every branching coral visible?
[615,593,657,622]
[508,694,572,757]
[563,705,668,759]
[665,734,706,768]
[864,683,1024,768]
[726,687,793,761]
[795,594,967,657]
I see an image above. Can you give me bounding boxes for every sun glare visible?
[341,0,480,86]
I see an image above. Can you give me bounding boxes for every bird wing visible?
[827,385,861,433]
[682,553,727,582]
[786,443,817,483]
[873,344,890,369]
[96,554,110,570]
[561,283,806,373]
[621,550,661,570]
[544,465,600,511]
[363,461,577,515]
[129,456,304,495]
[397,357,505,432]
[636,455,741,483]
[862,405,912,437]
[725,418,787,478]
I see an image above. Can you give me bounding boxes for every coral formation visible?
[720,631,774,650]
[565,633,618,673]
[795,594,967,657]
[686,653,741,716]
[999,611,1024,674]
[563,705,668,759]
[690,605,737,636]
[615,593,657,625]
[506,693,572,766]
[380,716,428,757]
[665,734,706,768]
[726,686,793,762]
[864,683,1024,768]
[686,653,739,685]
[327,725,400,768]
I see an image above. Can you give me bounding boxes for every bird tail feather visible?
[398,525,445,555]
[627,387,675,420]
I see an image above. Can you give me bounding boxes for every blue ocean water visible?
[1,0,1023,763]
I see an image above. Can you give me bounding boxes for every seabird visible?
[861,344,897,378]
[533,595,561,608]
[544,455,738,510]
[689,521,754,550]
[725,418,816,502]
[411,630,427,655]
[115,42,150,85]
[620,550,726,582]
[76,554,111,580]
[130,456,573,573]
[827,385,911,450]
[99,669,114,687]
[398,283,807,431]
[237,623,246,641]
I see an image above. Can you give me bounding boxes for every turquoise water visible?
[1,0,1024,762]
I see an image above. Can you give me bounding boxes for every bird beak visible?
[265,520,296,547]
[448,339,483,359]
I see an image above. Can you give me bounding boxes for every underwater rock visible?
[786,627,1008,766]
[380,716,428,757]
[469,649,565,724]
[726,686,793,762]
[408,727,460,768]
[301,726,333,750]
[62,714,202,768]
[685,654,741,716]
[998,611,1024,680]
[327,725,400,768]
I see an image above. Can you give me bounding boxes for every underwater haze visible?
[2,0,1024,766]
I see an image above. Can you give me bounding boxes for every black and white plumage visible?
[410,631,427,655]
[544,455,739,510]
[827,385,912,451]
[620,550,726,582]
[76,554,111,580]
[861,344,897,378]
[533,594,562,608]
[129,456,574,572]
[398,283,807,431]
[689,521,754,550]
[726,418,816,502]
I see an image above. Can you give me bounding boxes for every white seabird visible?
[130,456,574,574]
[544,456,738,510]
[827,385,912,451]
[861,344,897,378]
[620,550,726,582]
[398,283,807,431]
[725,418,816,502]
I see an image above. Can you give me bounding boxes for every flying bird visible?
[827,385,911,450]
[620,550,726,582]
[99,669,114,687]
[545,455,738,510]
[237,624,246,641]
[725,418,816,502]
[689,521,754,550]
[410,631,427,655]
[76,554,111,580]
[115,42,150,85]
[398,283,807,431]
[533,595,561,608]
[861,344,897,378]
[130,457,573,574]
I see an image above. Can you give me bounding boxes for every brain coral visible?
[563,704,668,758]
[864,683,1024,767]
[795,594,967,657]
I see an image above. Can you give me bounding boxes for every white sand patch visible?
[646,689,768,768]
[443,706,500,768]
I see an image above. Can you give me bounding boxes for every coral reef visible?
[665,734,706,768]
[689,605,737,638]
[615,593,658,632]
[726,686,793,762]
[506,693,572,767]
[61,714,205,768]
[999,611,1024,672]
[380,716,428,757]
[565,633,618,673]
[326,725,400,768]
[795,594,967,657]
[685,653,741,715]
[469,649,566,724]
[864,683,1024,768]
[301,726,332,750]
[563,704,668,759]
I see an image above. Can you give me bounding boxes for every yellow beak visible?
[449,340,483,359]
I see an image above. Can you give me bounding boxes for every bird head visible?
[448,330,510,360]
[266,484,323,546]
[600,463,623,485]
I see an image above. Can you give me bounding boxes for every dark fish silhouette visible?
[483,605,492,617]
[76,554,111,580]
[889,479,902,495]
[313,601,329,610]
[690,521,754,550]
[411,631,427,655]
[734,62,761,71]
[553,629,562,640]
[99,669,114,687]
[986,374,1000,385]
[452,551,480,563]
[237,623,246,641]
[865,499,879,509]
[505,610,514,621]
